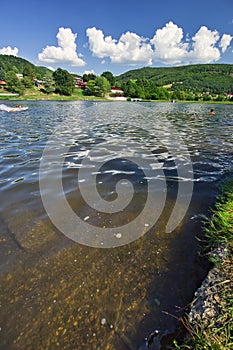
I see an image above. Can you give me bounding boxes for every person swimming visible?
[209,108,215,115]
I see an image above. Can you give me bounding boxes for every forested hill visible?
[0,54,52,79]
[116,64,233,94]
[1,55,232,99]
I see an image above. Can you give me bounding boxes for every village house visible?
[110,87,124,95]
[0,80,7,90]
[108,86,127,100]
[34,79,45,89]
[73,77,86,89]
[16,74,23,79]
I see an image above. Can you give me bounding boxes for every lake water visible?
[0,101,233,349]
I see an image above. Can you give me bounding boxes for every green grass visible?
[204,180,233,249]
[1,87,233,103]
[0,87,108,101]
[173,179,233,349]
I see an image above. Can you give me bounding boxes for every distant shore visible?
[0,93,232,104]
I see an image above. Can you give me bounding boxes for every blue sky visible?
[1,0,232,76]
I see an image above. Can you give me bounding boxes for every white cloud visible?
[83,69,96,75]
[0,46,18,56]
[219,34,232,52]
[38,27,86,67]
[86,27,153,65]
[47,66,55,71]
[151,23,222,64]
[87,22,232,66]
[188,26,220,63]
[150,21,188,64]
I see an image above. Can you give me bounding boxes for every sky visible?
[0,0,232,76]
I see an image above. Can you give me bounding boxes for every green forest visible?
[116,64,233,101]
[0,55,52,80]
[0,54,232,101]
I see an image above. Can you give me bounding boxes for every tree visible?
[214,94,225,101]
[41,77,55,94]
[53,68,74,95]
[186,93,195,101]
[85,76,111,97]
[177,90,186,101]
[121,80,138,97]
[6,71,24,95]
[94,76,111,97]
[0,67,6,81]
[22,65,35,88]
[82,73,96,82]
[21,76,34,88]
[23,65,34,80]
[101,71,115,86]
[156,87,170,100]
[85,79,96,95]
[202,94,212,101]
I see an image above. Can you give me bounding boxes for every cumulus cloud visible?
[86,27,153,65]
[87,22,232,66]
[219,34,232,52]
[188,26,221,63]
[83,69,96,75]
[38,27,86,67]
[150,21,188,64]
[151,23,224,64]
[0,46,18,56]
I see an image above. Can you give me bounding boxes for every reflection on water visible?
[0,101,233,349]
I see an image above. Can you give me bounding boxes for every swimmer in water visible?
[209,108,215,115]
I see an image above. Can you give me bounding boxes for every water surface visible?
[0,101,233,349]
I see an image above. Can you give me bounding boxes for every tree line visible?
[0,55,113,97]
[116,64,233,101]
[0,54,232,101]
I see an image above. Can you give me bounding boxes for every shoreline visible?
[172,178,233,349]
[1,97,233,105]
[0,92,233,105]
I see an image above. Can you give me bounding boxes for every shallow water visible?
[0,101,233,349]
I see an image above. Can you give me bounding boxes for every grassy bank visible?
[173,179,233,349]
[0,88,108,101]
[1,87,233,103]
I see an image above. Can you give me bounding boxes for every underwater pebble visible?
[84,216,90,221]
[101,318,106,325]
[115,233,122,239]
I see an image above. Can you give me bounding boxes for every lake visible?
[0,101,233,349]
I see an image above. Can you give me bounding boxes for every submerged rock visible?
[188,245,229,327]
[188,267,224,325]
[138,329,170,350]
